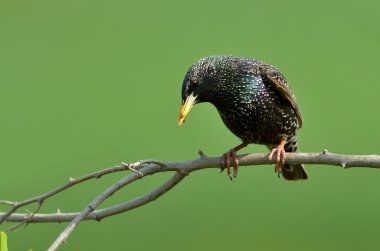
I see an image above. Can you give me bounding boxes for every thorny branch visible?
[1,150,380,250]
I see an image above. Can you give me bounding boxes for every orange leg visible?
[268,139,286,177]
[221,142,248,180]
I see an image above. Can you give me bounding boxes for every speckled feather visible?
[181,55,308,180]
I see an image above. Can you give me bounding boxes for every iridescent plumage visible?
[179,55,307,180]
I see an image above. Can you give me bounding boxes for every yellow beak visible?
[178,92,197,125]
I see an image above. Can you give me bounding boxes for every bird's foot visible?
[268,139,287,177]
[220,142,248,180]
[221,149,239,180]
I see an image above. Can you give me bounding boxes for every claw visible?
[220,142,248,180]
[268,139,287,177]
[281,150,286,165]
[223,152,232,180]
[231,150,239,178]
[223,151,237,179]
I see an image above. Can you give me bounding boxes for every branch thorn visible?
[198,150,207,159]
[121,162,144,177]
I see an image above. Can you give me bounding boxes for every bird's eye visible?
[186,80,198,95]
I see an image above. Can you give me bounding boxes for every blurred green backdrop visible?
[1,0,380,250]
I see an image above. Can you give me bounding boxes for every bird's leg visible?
[268,139,287,177]
[221,142,248,180]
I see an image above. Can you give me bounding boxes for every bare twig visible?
[4,201,44,232]
[1,151,380,250]
[1,151,380,224]
[0,164,133,225]
[48,171,185,251]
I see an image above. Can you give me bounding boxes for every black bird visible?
[178,55,308,180]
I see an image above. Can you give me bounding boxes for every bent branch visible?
[0,150,379,250]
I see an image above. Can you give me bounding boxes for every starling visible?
[178,55,308,180]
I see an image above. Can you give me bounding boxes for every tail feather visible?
[282,163,308,180]
[281,136,308,181]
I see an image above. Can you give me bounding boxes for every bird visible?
[178,55,308,180]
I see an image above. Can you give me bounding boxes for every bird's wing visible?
[258,64,303,128]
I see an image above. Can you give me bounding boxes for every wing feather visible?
[258,64,303,128]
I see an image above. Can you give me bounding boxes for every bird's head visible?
[178,55,233,125]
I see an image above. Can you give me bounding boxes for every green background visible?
[1,0,380,250]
